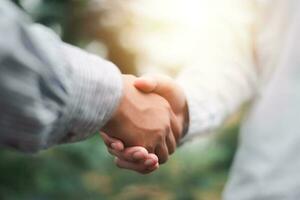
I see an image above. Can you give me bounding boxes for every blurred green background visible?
[1,1,241,199]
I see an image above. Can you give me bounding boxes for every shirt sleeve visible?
[0,0,123,152]
[177,0,260,143]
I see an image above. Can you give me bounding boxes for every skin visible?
[101,75,189,174]
[101,132,159,174]
[102,75,183,164]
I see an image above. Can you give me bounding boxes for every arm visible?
[0,1,180,157]
[177,0,259,141]
[0,0,122,152]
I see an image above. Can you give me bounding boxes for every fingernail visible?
[144,159,155,166]
[133,151,144,160]
[149,163,159,170]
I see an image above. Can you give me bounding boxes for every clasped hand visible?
[101,74,188,174]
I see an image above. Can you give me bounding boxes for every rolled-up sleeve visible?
[0,0,123,152]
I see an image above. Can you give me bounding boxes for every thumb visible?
[134,75,185,114]
[134,76,158,93]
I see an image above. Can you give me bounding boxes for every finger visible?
[108,146,149,162]
[165,114,177,154]
[142,154,160,173]
[134,76,158,93]
[115,158,146,173]
[115,157,156,174]
[146,163,159,172]
[141,163,159,174]
[100,132,124,151]
[123,147,148,162]
[155,142,169,164]
[100,132,112,147]
[135,75,183,113]
[144,153,159,168]
[169,110,183,143]
[166,132,176,155]
[112,152,158,171]
[108,148,123,158]
[142,163,159,174]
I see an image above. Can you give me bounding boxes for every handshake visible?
[100,74,189,174]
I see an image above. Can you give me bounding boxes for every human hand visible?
[101,75,182,164]
[102,75,189,174]
[135,74,188,135]
[101,132,159,174]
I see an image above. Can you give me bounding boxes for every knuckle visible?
[165,125,171,134]
[155,134,165,145]
[145,145,155,153]
[157,131,165,141]
[151,129,164,142]
[155,126,170,142]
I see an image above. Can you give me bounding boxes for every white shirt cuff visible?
[176,79,227,144]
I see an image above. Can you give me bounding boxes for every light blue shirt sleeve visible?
[0,0,123,152]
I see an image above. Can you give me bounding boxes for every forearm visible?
[60,43,122,143]
[177,0,259,142]
[177,63,258,142]
[0,0,122,152]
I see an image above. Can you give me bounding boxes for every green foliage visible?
[0,125,238,200]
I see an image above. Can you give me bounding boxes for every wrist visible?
[102,74,136,137]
